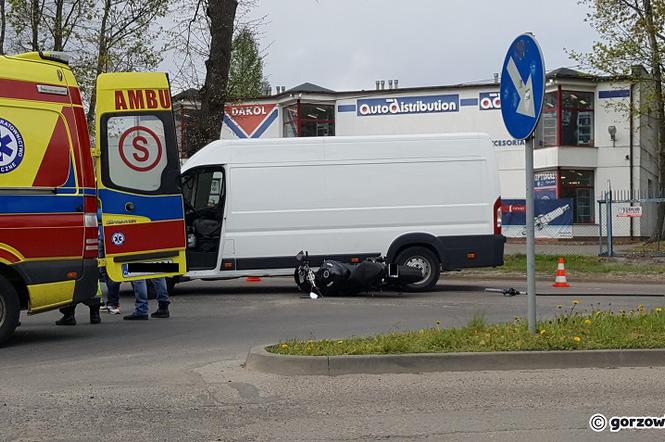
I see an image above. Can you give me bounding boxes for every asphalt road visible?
[2,277,665,441]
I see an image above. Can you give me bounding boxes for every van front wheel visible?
[0,276,20,347]
[395,247,440,292]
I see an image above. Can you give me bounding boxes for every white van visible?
[178,133,504,291]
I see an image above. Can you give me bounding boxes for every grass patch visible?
[500,254,665,275]
[268,304,665,356]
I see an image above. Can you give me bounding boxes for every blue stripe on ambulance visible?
[97,189,183,221]
[0,195,83,213]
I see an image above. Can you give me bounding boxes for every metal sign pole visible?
[525,135,536,334]
[499,33,545,336]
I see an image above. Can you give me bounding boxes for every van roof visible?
[183,132,491,171]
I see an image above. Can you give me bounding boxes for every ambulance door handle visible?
[125,202,135,212]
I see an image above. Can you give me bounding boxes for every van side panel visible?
[219,135,503,271]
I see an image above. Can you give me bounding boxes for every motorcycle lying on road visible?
[294,251,424,298]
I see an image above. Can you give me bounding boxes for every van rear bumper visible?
[439,234,505,270]
[72,258,99,303]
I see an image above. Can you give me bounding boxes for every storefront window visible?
[283,105,298,137]
[536,92,557,148]
[559,169,594,223]
[535,90,594,148]
[561,91,594,146]
[282,102,335,137]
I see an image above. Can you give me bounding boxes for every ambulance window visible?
[105,115,168,192]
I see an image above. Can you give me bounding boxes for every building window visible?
[561,91,594,146]
[536,89,594,148]
[537,92,558,147]
[283,104,298,137]
[282,102,335,137]
[559,169,594,223]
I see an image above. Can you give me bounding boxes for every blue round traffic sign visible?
[500,33,546,140]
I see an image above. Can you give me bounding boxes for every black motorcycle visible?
[294,251,423,297]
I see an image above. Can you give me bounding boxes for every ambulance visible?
[0,51,187,345]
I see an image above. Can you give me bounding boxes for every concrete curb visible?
[246,345,665,376]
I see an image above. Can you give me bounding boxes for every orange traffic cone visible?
[552,257,570,288]
[245,276,262,282]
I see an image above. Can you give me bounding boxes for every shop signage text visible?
[223,103,278,138]
[617,207,642,218]
[492,139,525,148]
[479,92,501,111]
[357,95,459,117]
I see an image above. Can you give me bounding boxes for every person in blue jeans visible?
[123,277,170,320]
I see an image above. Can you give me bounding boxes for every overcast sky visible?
[238,0,598,92]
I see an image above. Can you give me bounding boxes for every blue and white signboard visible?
[500,33,545,140]
[357,94,459,117]
[502,199,573,239]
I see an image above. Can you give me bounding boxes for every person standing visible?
[100,266,121,314]
[123,277,170,320]
[55,283,102,325]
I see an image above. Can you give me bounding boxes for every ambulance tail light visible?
[83,196,99,259]
[494,197,502,236]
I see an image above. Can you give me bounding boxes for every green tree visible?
[80,0,169,124]
[179,0,237,155]
[227,26,265,99]
[0,0,6,54]
[570,0,665,240]
[6,0,90,52]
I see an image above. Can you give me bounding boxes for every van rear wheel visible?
[0,275,20,347]
[395,247,440,292]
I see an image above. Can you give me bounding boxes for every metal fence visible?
[599,188,665,257]
[502,187,665,258]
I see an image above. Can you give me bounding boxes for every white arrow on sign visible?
[506,57,535,118]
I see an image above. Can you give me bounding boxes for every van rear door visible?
[95,72,186,282]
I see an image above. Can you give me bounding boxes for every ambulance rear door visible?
[95,72,186,282]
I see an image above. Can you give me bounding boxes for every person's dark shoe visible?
[151,301,170,319]
[123,313,148,321]
[56,315,76,326]
[89,306,101,324]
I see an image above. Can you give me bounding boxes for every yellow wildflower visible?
[656,307,663,313]
[573,336,582,343]
[337,340,344,344]
[281,344,288,349]
[583,319,592,326]
[572,300,580,305]
[539,329,546,336]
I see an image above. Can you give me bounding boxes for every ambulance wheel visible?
[0,275,20,347]
[395,247,440,292]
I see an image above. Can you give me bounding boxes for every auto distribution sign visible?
[500,33,545,140]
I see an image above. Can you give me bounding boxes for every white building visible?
[173,67,658,238]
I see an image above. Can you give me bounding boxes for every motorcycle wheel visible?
[395,246,440,292]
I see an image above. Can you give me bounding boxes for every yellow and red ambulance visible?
[0,51,187,344]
